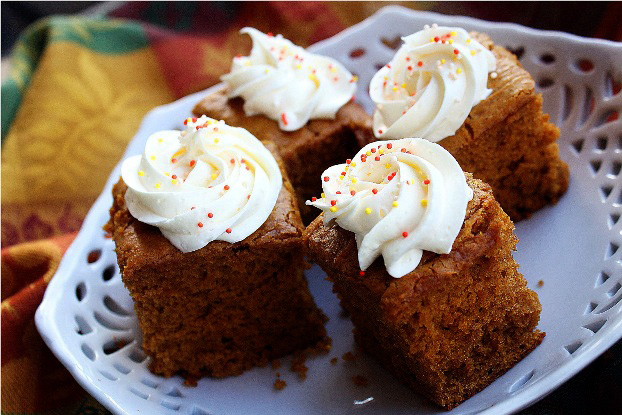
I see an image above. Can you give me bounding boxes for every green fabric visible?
[1,16,149,142]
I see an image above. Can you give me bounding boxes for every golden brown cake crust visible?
[439,32,569,220]
[106,141,327,379]
[193,87,374,223]
[304,174,545,409]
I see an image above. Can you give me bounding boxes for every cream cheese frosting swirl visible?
[221,27,357,132]
[306,138,472,278]
[370,25,496,141]
[121,115,282,252]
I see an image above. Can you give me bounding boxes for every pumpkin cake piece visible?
[370,25,569,220]
[106,116,326,379]
[193,27,374,224]
[304,138,544,409]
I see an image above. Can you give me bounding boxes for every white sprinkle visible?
[424,24,430,30]
[431,23,438,28]
[490,72,498,79]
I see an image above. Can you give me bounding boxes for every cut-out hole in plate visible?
[597,110,619,126]
[190,407,212,415]
[81,343,96,361]
[103,295,131,316]
[75,282,86,302]
[129,387,149,400]
[596,292,622,314]
[610,161,621,177]
[537,78,554,89]
[580,88,595,127]
[75,315,92,335]
[571,137,584,154]
[600,185,613,201]
[128,347,148,364]
[607,282,621,297]
[506,45,524,60]
[87,249,102,263]
[102,264,116,282]
[103,338,131,355]
[565,341,582,355]
[113,362,131,375]
[596,136,608,150]
[583,319,607,334]
[590,159,602,175]
[610,213,621,228]
[508,370,534,393]
[141,377,160,389]
[577,58,595,72]
[350,48,365,58]
[540,53,555,64]
[584,302,598,314]
[381,35,402,50]
[596,272,611,286]
[605,71,622,97]
[161,400,181,411]
[165,387,183,398]
[99,370,118,381]
[562,85,573,123]
[606,242,620,258]
[93,311,129,331]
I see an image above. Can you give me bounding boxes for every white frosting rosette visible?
[121,115,282,252]
[221,27,357,131]
[306,138,473,278]
[370,25,496,141]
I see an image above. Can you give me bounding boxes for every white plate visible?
[36,6,622,415]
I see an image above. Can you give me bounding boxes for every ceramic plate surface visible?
[36,6,622,415]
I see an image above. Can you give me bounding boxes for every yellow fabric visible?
[2,42,173,237]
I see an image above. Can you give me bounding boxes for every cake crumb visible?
[330,357,338,365]
[271,359,281,369]
[352,375,369,387]
[276,372,281,377]
[537,280,544,287]
[274,379,287,390]
[183,376,198,387]
[290,352,309,380]
[342,351,356,362]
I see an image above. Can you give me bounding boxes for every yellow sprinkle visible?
[457,68,463,74]
[466,38,471,44]
[365,208,372,215]
[211,173,218,180]
[185,117,192,124]
[401,83,407,88]
[330,206,338,212]
[321,193,326,198]
[421,199,428,207]
[138,170,145,177]
[214,138,219,144]
[453,56,458,61]
[430,37,435,42]
[392,87,398,92]
[441,59,446,64]
[392,201,399,207]
[351,178,358,184]
[340,175,345,180]
[352,75,359,82]
[351,162,357,167]
[366,151,371,156]
[450,31,457,37]
[172,179,178,184]
[385,163,391,169]
[265,69,269,74]
[345,165,349,171]
[158,138,163,143]
[308,74,320,87]
[448,39,454,44]
[155,183,161,189]
[330,67,337,73]
[471,50,477,56]
[172,148,186,158]
[295,64,301,69]
[379,149,384,155]
[150,155,156,160]
[164,172,170,176]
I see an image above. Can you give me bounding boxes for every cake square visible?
[193,89,374,223]
[304,174,544,409]
[439,32,568,220]
[106,141,326,378]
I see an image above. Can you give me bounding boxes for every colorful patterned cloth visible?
[2,2,621,414]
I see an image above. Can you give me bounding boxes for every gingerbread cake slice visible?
[371,25,569,220]
[304,138,544,409]
[193,28,374,223]
[106,116,326,378]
